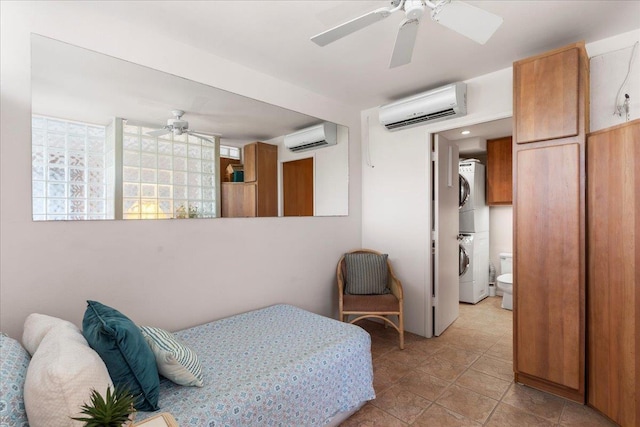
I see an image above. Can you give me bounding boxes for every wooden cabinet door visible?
[221,183,256,217]
[514,143,584,401]
[243,143,257,182]
[515,47,579,144]
[486,136,512,205]
[255,143,278,216]
[587,120,639,426]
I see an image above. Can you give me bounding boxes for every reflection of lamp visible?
[126,201,165,220]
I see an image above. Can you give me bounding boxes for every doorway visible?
[436,117,514,310]
[282,157,314,216]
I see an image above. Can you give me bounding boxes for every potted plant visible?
[72,385,136,427]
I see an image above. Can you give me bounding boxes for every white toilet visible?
[497,253,513,310]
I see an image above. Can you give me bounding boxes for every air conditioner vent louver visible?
[384,108,457,130]
[288,140,329,152]
[285,123,337,152]
[379,82,467,131]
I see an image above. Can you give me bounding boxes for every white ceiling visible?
[439,116,512,141]
[31,36,323,145]
[32,1,640,145]
[85,0,640,111]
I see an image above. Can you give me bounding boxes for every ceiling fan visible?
[127,110,219,143]
[311,0,503,68]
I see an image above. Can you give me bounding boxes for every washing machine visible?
[459,160,489,233]
[458,232,489,304]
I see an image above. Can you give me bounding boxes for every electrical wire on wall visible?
[364,115,375,168]
[613,41,638,121]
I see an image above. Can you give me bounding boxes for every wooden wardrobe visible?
[513,41,589,403]
[587,119,639,426]
[513,41,638,425]
[221,142,278,217]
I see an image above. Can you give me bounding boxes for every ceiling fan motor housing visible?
[168,118,189,130]
[404,0,426,20]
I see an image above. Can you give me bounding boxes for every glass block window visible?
[32,115,109,220]
[122,123,218,219]
[220,145,241,159]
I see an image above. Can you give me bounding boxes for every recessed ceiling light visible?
[461,130,471,135]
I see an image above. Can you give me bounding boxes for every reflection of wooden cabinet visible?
[513,42,588,403]
[221,142,277,217]
[587,119,639,426]
[221,183,256,217]
[486,136,512,205]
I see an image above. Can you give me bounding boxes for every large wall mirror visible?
[31,35,349,221]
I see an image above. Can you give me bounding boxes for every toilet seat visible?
[497,273,512,285]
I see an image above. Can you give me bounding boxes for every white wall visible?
[489,207,513,276]
[0,2,362,339]
[588,30,640,132]
[362,68,514,337]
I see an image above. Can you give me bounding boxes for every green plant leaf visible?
[71,385,135,427]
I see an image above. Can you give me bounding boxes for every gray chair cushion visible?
[344,253,390,295]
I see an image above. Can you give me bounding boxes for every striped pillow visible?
[139,326,204,387]
[344,253,390,295]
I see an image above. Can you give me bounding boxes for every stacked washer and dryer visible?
[458,160,490,304]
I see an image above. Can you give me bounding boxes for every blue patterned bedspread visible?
[137,304,375,426]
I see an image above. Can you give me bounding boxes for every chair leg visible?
[398,314,404,350]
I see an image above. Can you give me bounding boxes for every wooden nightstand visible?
[133,413,178,427]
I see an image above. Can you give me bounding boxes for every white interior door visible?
[432,134,460,336]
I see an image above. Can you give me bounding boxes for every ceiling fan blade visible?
[187,131,221,143]
[390,19,420,68]
[431,0,503,45]
[147,128,171,137]
[311,7,393,46]
[124,119,162,128]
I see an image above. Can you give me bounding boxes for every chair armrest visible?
[336,256,346,296]
[389,274,403,301]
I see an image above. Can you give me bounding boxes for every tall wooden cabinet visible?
[512,42,589,403]
[221,142,277,217]
[486,136,512,205]
[587,119,639,426]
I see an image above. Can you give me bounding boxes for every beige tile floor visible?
[341,296,616,427]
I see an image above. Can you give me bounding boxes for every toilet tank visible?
[499,253,513,274]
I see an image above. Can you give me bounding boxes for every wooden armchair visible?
[337,249,404,349]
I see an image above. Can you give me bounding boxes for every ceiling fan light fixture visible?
[431,0,503,45]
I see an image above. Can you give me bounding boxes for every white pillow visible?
[140,326,204,387]
[23,323,113,427]
[22,313,79,356]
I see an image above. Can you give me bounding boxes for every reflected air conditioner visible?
[284,122,337,152]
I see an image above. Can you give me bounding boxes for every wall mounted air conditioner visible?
[284,122,338,152]
[379,82,467,131]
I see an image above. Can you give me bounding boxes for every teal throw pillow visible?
[82,300,159,411]
[344,253,390,295]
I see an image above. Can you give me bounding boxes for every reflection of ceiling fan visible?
[311,0,503,68]
[128,110,219,143]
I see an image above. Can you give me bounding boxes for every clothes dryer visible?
[459,160,489,233]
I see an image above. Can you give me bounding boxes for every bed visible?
[136,304,375,426]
